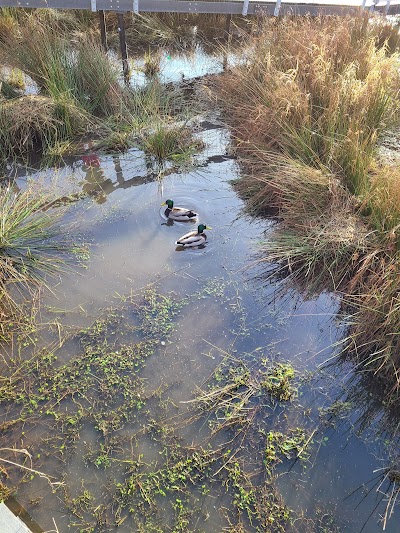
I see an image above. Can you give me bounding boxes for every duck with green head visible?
[161,199,198,221]
[176,224,211,247]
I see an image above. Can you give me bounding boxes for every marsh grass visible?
[219,14,400,194]
[361,164,400,241]
[141,122,202,162]
[0,14,200,165]
[106,12,248,52]
[0,19,125,117]
[0,185,74,317]
[0,95,89,164]
[218,15,400,394]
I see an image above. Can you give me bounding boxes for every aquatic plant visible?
[140,122,202,163]
[0,283,310,532]
[262,362,296,401]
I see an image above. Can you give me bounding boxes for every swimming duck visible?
[176,224,211,247]
[161,199,198,221]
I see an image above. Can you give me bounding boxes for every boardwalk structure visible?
[0,0,398,79]
[0,0,399,15]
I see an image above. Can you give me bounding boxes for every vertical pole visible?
[99,10,107,51]
[223,14,232,71]
[117,12,129,83]
[225,13,232,40]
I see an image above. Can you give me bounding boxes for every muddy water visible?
[7,60,399,531]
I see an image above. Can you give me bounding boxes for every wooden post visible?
[99,10,107,51]
[223,14,232,71]
[225,14,232,41]
[117,12,129,83]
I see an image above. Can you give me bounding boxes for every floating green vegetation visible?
[319,400,352,428]
[0,281,322,531]
[133,286,184,338]
[265,429,309,474]
[262,362,296,402]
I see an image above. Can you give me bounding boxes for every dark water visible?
[6,61,399,532]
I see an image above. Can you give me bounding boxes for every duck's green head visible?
[198,224,211,233]
[161,199,174,209]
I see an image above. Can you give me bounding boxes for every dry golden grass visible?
[361,164,400,242]
[344,257,400,400]
[218,14,400,194]
[0,95,89,162]
[217,15,400,395]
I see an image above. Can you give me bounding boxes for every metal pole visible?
[99,10,107,51]
[117,13,129,83]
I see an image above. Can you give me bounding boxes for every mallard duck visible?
[161,199,198,221]
[175,224,211,247]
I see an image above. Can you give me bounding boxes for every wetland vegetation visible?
[217,14,400,405]
[0,6,399,533]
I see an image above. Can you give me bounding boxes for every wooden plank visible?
[0,0,399,15]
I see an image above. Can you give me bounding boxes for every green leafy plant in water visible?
[140,123,202,164]
[265,428,309,474]
[262,362,296,401]
[135,287,184,338]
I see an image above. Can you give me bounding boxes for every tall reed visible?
[219,14,400,195]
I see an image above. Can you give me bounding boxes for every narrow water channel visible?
[4,53,399,533]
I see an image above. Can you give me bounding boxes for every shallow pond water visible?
[2,48,399,531]
[5,116,397,533]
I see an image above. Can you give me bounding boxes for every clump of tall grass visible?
[241,151,377,294]
[0,185,73,311]
[343,257,400,401]
[361,164,400,245]
[219,14,400,195]
[0,95,89,164]
[141,122,202,162]
[0,18,126,117]
[142,50,161,77]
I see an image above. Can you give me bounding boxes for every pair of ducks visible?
[161,199,211,247]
